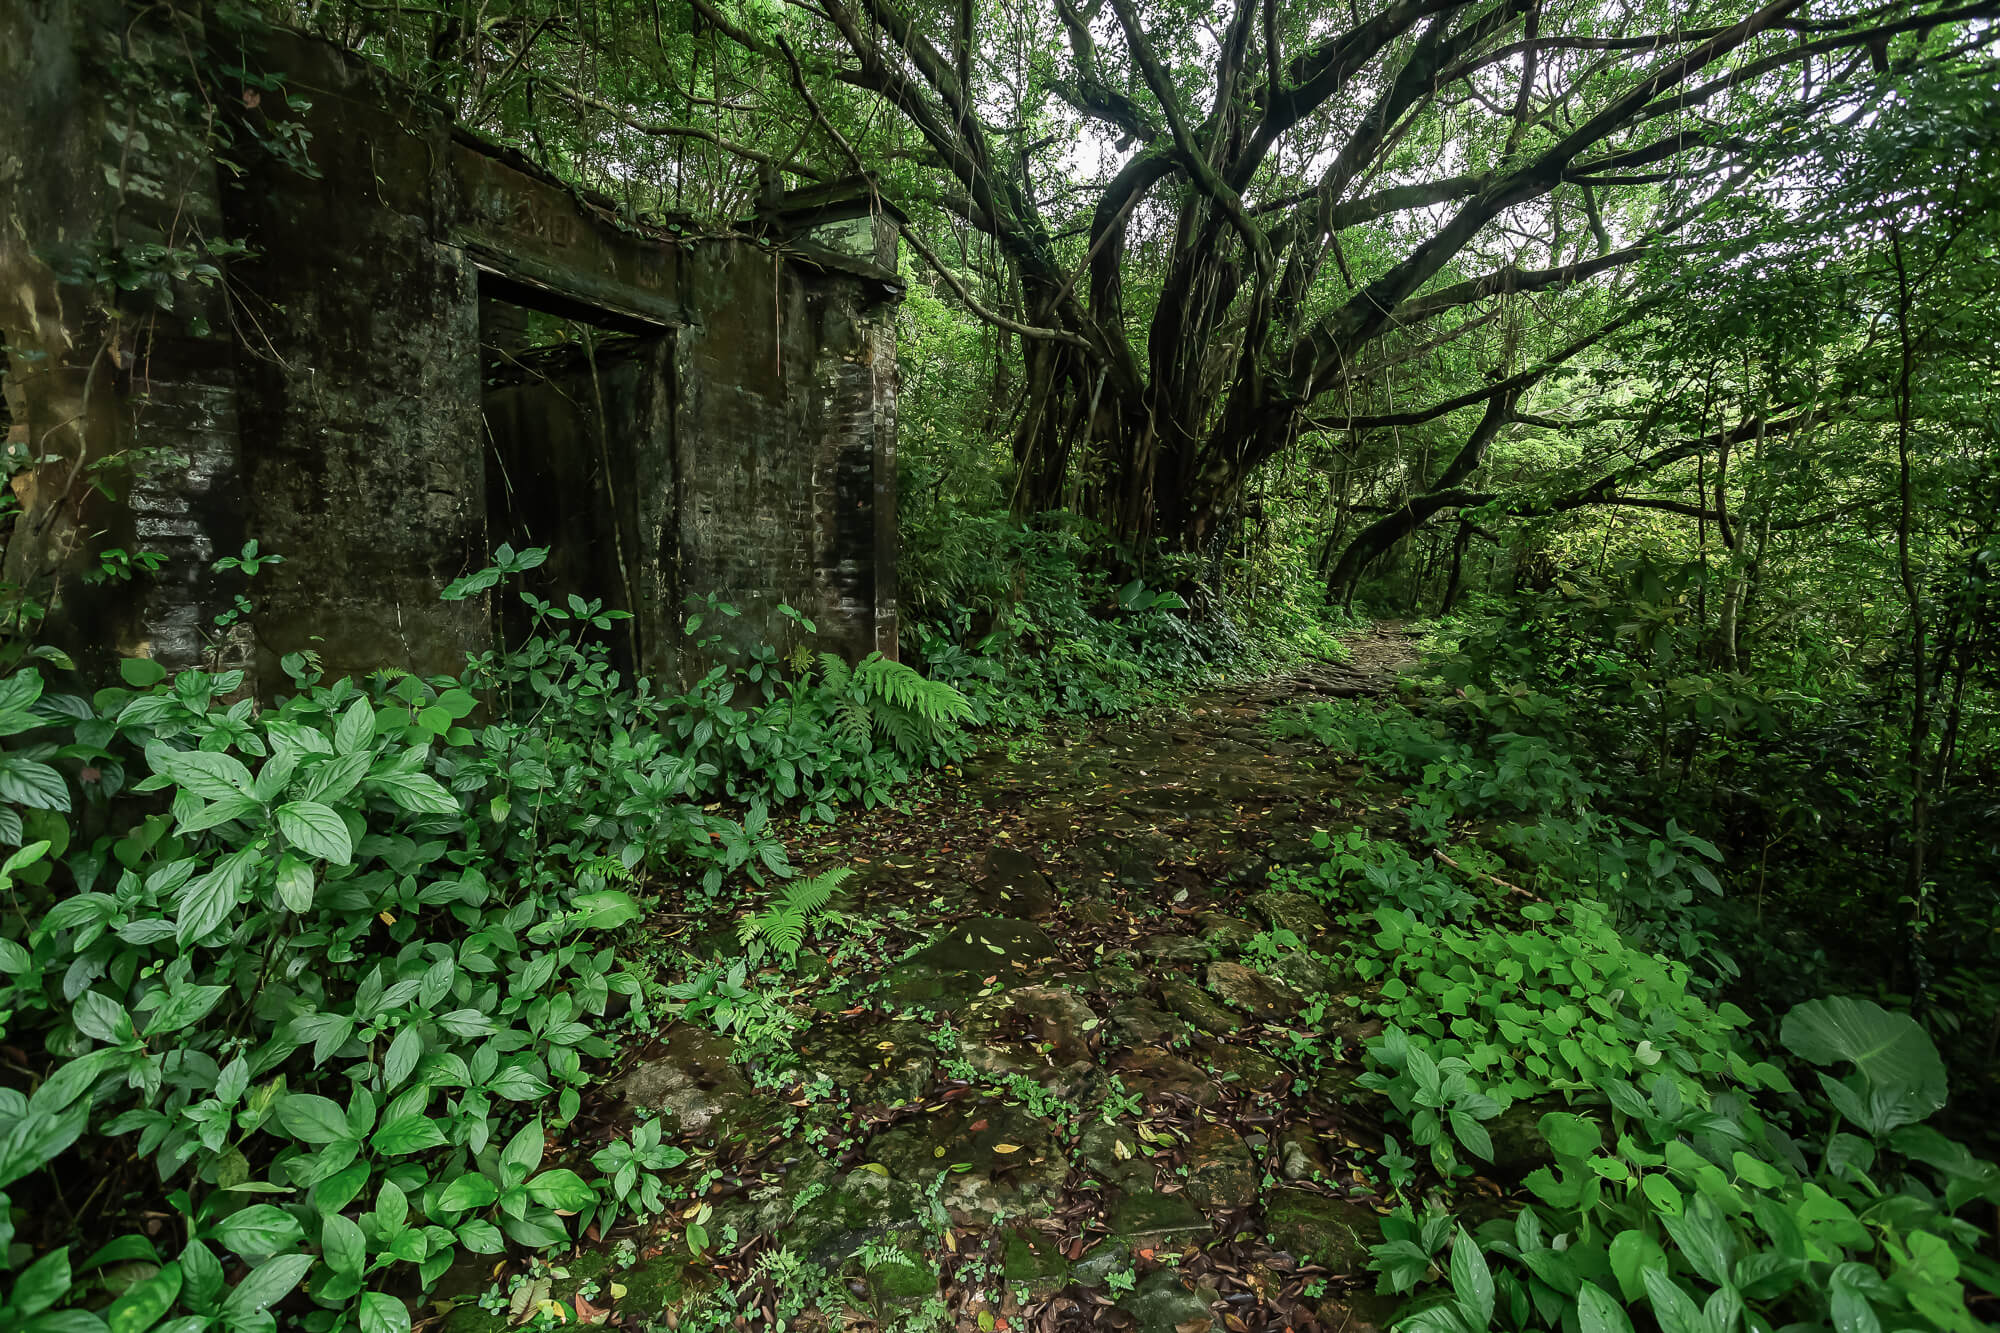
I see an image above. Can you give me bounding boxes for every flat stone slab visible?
[1197,913,1260,949]
[1204,960,1308,1020]
[1263,1188,1381,1272]
[1108,1188,1209,1241]
[976,847,1059,918]
[1113,1045,1219,1107]
[962,983,1100,1065]
[1182,1122,1257,1211]
[787,1020,938,1107]
[1121,1268,1220,1333]
[866,1098,1067,1224]
[1162,979,1248,1036]
[903,916,1059,972]
[1196,1039,1290,1094]
[620,1027,762,1141]
[1247,889,1335,940]
[1139,932,1213,964]
[1106,997,1192,1050]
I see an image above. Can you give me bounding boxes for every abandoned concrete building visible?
[1,0,903,690]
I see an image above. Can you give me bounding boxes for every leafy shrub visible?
[1275,828,1478,922]
[1384,998,2000,1333]
[0,549,968,1333]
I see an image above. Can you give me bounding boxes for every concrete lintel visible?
[467,249,678,333]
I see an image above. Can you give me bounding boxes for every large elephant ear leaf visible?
[1782,995,1946,1118]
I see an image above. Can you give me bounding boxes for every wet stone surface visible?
[540,631,1421,1333]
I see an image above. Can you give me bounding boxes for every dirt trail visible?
[516,627,1425,1333]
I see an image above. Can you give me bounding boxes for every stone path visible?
[491,627,1424,1333]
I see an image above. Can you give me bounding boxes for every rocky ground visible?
[453,628,1429,1333]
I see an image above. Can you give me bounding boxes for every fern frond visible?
[834,697,872,746]
[873,700,929,759]
[739,868,854,961]
[816,653,852,692]
[852,654,974,725]
[781,866,853,915]
[738,904,804,958]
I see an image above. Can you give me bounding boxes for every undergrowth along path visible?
[480,627,1424,1333]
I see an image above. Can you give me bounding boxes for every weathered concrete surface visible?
[2,4,902,688]
[0,0,248,677]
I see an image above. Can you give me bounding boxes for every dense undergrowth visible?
[0,538,992,1333]
[1262,586,2000,1333]
[0,529,1343,1333]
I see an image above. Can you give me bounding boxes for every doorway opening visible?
[478,279,672,678]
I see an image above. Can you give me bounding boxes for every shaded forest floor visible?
[446,626,1437,1333]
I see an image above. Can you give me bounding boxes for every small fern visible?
[737,866,855,962]
[816,652,973,759]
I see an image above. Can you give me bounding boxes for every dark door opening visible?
[478,290,669,678]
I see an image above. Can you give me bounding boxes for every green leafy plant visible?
[587,1116,687,1234]
[737,866,856,962]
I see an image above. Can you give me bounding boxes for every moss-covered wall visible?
[0,0,249,678]
[1,2,902,689]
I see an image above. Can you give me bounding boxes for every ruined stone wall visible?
[0,0,249,676]
[222,31,489,685]
[2,3,902,689]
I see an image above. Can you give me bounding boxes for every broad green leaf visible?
[10,1247,73,1318]
[276,1093,353,1146]
[1539,1111,1602,1160]
[1577,1280,1635,1333]
[1448,1227,1494,1327]
[438,1173,501,1212]
[1660,1198,1737,1290]
[369,770,460,815]
[1780,996,1946,1118]
[120,656,170,688]
[220,1254,315,1318]
[383,1027,421,1091]
[211,1204,305,1257]
[276,801,353,865]
[1643,1267,1711,1333]
[106,1263,182,1333]
[525,1168,595,1213]
[500,1117,544,1184]
[359,1292,412,1333]
[73,990,134,1045]
[174,849,258,945]
[275,855,316,914]
[0,756,71,811]
[456,1218,505,1253]
[321,1212,367,1278]
[371,1114,447,1156]
[142,984,229,1037]
[160,749,255,801]
[179,1239,223,1311]
[1828,1264,1883,1333]
[334,699,377,756]
[1609,1230,1669,1304]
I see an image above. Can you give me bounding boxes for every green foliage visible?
[0,548,966,1333]
[1358,1028,1507,1179]
[663,957,799,1048]
[737,866,856,963]
[1356,902,1760,1107]
[903,516,1228,722]
[1275,828,1477,922]
[814,653,975,761]
[1299,635,1999,1333]
[587,1116,686,1235]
